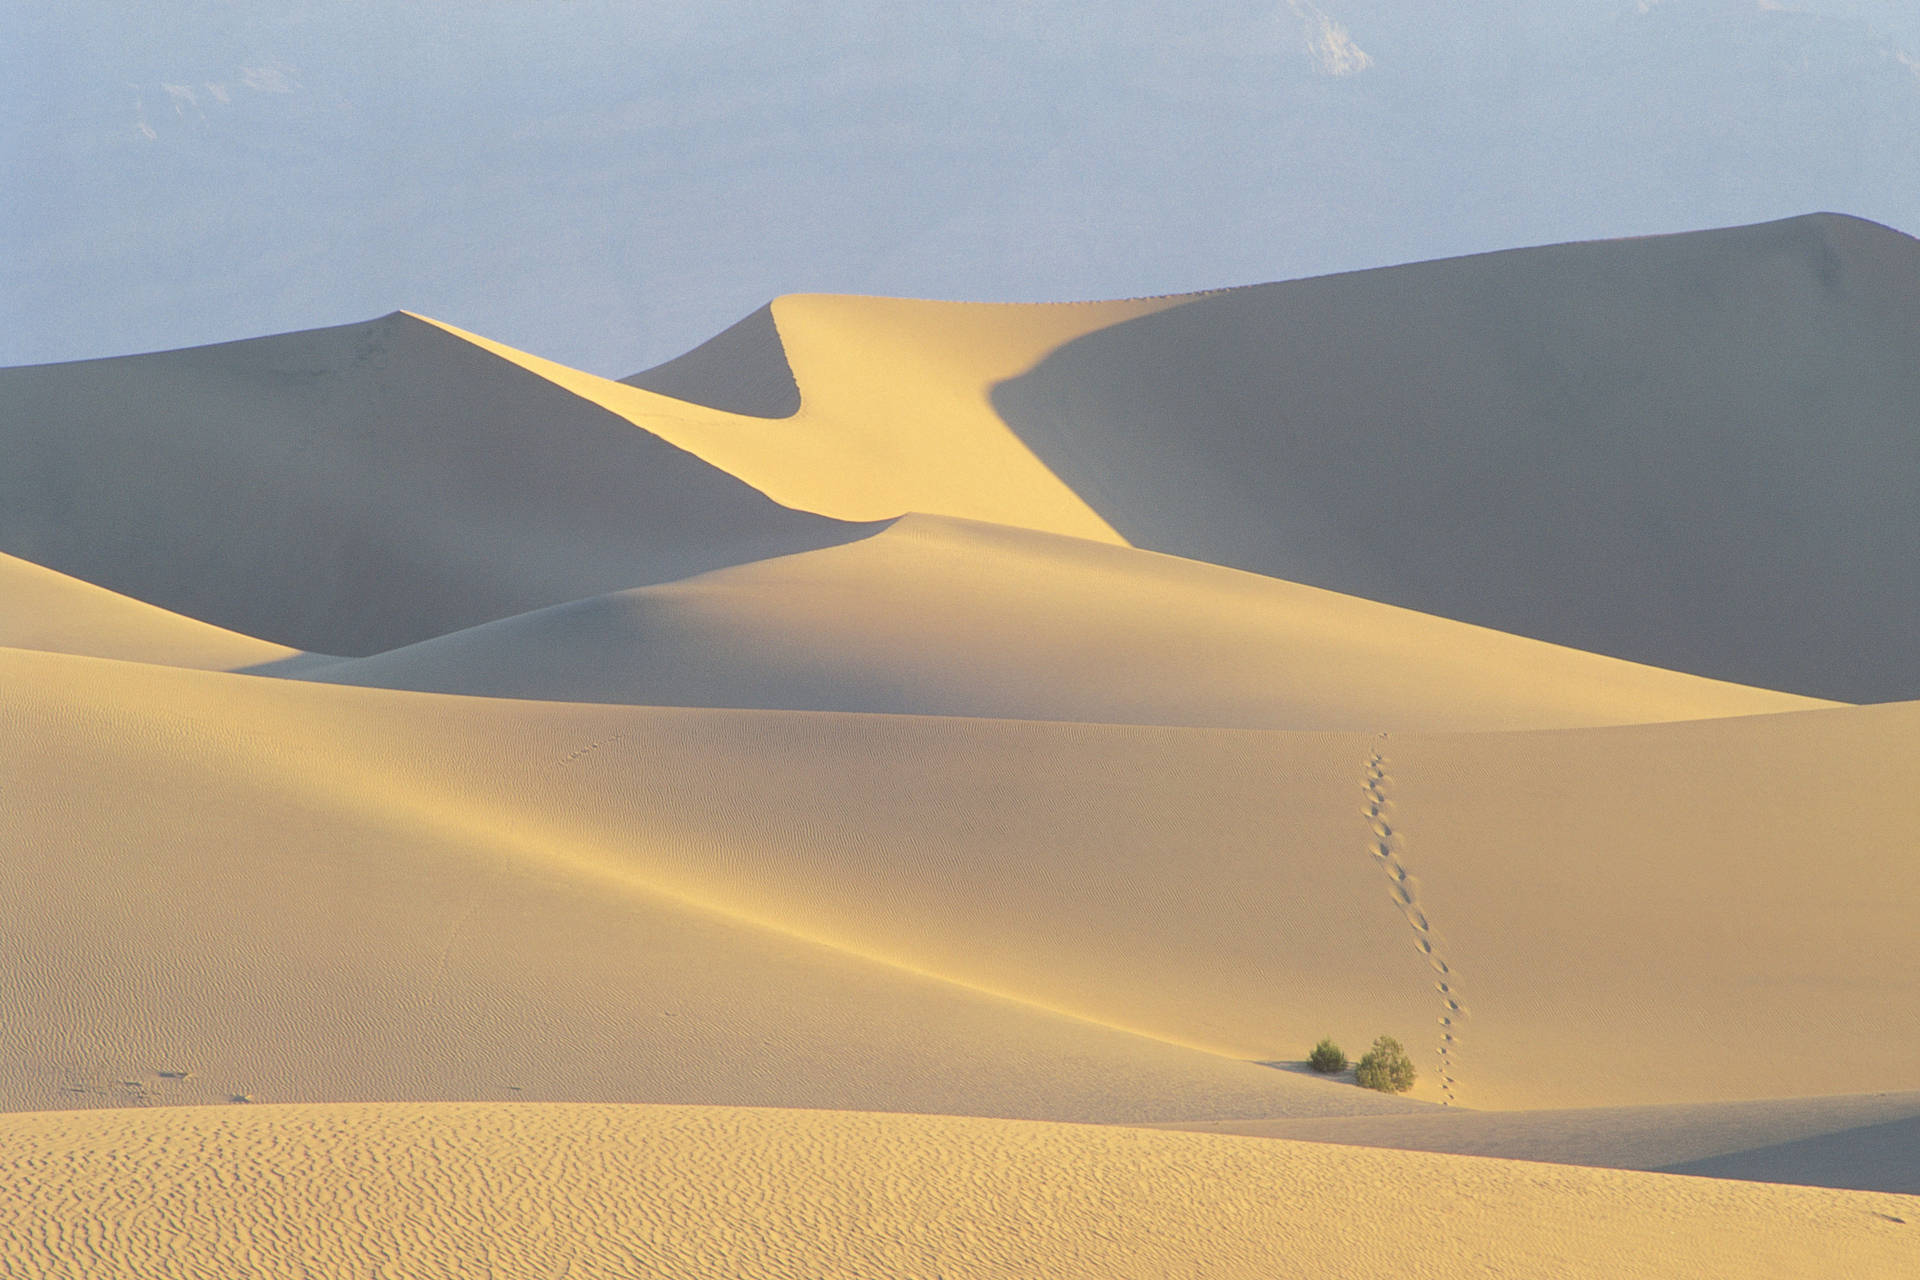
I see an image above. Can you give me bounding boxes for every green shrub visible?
[1354,1035,1417,1093]
[1307,1038,1347,1073]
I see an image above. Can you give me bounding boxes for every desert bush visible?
[1354,1035,1417,1093]
[1307,1038,1347,1073]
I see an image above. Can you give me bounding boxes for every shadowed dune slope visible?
[0,551,302,670]
[297,514,1833,733]
[620,302,801,418]
[1159,1091,1920,1194]
[990,213,1920,702]
[0,313,875,655]
[1664,1114,1920,1194]
[7,645,1915,1113]
[3,1104,1914,1280]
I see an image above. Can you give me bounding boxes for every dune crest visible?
[297,513,1835,732]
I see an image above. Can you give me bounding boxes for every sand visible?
[1,1104,1913,1279]
[0,312,875,654]
[989,213,1920,702]
[5,213,1919,1272]
[1160,1091,1920,1193]
[295,513,1832,732]
[9,642,1914,1118]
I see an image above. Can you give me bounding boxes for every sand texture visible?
[1,1104,1913,1280]
[6,213,1920,1272]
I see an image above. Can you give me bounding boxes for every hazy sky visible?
[5,0,1918,375]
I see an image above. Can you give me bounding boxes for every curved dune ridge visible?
[294,513,1831,731]
[5,215,1920,1271]
[1,1104,1913,1280]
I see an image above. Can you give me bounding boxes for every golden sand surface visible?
[5,215,1920,1273]
[1,1103,1913,1279]
[300,513,1833,731]
[8,642,1914,1114]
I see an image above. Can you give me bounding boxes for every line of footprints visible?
[1363,736,1463,1104]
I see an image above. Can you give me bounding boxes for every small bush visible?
[1307,1038,1347,1073]
[1354,1035,1417,1093]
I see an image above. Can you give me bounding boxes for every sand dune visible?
[298,513,1833,732]
[990,213,1920,702]
[425,297,1183,540]
[1161,1090,1920,1193]
[621,302,802,418]
[2,1103,1913,1280]
[0,312,874,654]
[445,216,1920,704]
[9,642,1914,1117]
[0,550,301,670]
[7,216,1919,1267]
[0,643,1421,1123]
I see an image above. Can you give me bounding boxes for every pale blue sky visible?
[5,1,1918,375]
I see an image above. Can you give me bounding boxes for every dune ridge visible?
[0,312,876,654]
[293,513,1834,732]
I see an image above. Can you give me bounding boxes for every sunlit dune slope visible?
[0,313,875,655]
[0,551,301,670]
[299,514,1833,732]
[3,1104,1914,1280]
[1379,704,1920,1108]
[1160,1090,1920,1194]
[7,644,1915,1113]
[0,644,1420,1123]
[427,294,1191,540]
[990,213,1920,702]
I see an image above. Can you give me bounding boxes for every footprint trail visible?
[1363,734,1464,1104]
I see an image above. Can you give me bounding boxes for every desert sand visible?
[3,212,1917,1275]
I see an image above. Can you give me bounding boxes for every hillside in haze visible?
[3,217,1917,1276]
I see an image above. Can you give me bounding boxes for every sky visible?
[5,0,1920,376]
